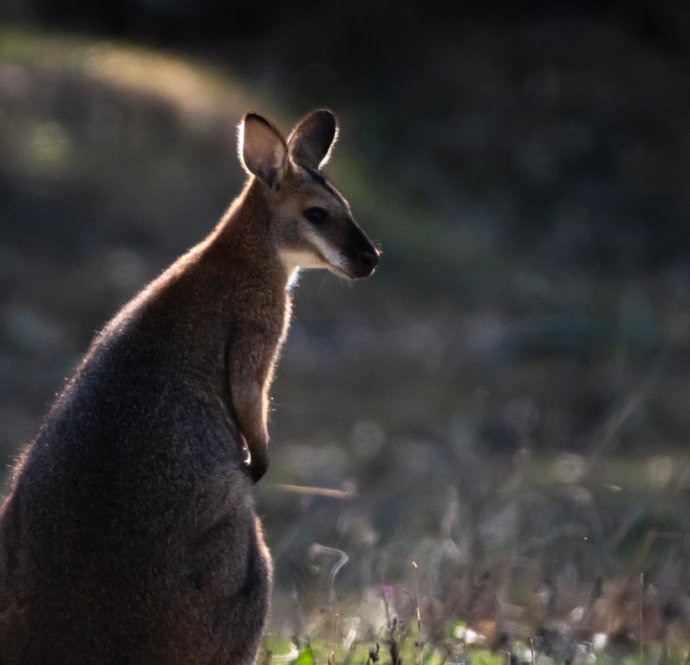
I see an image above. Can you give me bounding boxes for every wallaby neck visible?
[207,179,293,289]
[98,178,293,388]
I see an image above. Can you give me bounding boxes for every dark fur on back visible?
[0,204,273,664]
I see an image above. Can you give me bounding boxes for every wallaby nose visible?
[346,219,379,278]
[360,248,379,273]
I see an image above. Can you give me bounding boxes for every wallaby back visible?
[0,109,378,665]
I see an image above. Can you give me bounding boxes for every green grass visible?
[257,603,690,665]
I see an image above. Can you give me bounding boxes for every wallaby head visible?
[238,109,379,280]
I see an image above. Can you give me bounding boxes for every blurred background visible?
[2,0,690,659]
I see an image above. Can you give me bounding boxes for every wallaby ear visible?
[239,113,288,188]
[287,109,339,170]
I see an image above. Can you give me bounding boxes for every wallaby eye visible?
[304,207,329,225]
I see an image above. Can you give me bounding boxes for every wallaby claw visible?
[247,454,269,484]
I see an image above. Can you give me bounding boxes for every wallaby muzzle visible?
[342,218,379,279]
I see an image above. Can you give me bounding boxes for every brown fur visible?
[0,109,378,665]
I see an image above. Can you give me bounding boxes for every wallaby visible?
[0,109,378,665]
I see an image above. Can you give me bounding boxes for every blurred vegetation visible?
[2,2,690,662]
